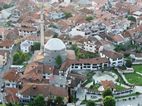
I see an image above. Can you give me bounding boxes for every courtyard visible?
[83,71,128,92]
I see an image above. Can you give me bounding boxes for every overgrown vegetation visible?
[64,12,72,19]
[71,44,99,59]
[13,51,31,65]
[31,42,40,53]
[86,16,94,22]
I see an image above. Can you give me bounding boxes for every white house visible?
[100,49,124,67]
[61,57,109,72]
[48,12,65,20]
[20,40,33,53]
[81,40,97,53]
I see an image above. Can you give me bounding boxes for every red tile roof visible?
[3,68,21,82]
[61,57,109,71]
[19,83,68,97]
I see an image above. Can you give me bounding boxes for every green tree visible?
[102,88,113,98]
[55,55,62,68]
[64,12,72,19]
[127,15,136,22]
[55,96,64,106]
[86,16,94,22]
[13,52,22,65]
[31,42,40,52]
[13,51,30,65]
[86,100,96,106]
[125,59,132,68]
[29,95,45,106]
[103,96,115,106]
[114,44,126,51]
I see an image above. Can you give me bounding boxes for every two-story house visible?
[0,40,14,51]
[3,68,21,88]
[100,49,124,67]
[21,62,54,83]
[16,83,68,104]
[61,57,109,73]
[18,22,38,37]
[20,40,32,53]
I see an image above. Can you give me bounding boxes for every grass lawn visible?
[133,64,142,73]
[124,73,142,86]
[112,69,125,84]
[115,85,126,91]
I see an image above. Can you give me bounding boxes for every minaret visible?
[40,2,44,52]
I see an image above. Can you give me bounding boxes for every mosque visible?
[44,38,67,66]
[32,10,74,67]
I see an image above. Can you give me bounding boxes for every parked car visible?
[1,83,5,88]
[0,99,2,104]
[0,88,4,92]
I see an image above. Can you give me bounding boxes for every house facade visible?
[61,57,109,72]
[100,49,124,67]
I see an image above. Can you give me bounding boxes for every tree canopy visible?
[29,95,45,106]
[127,15,136,22]
[31,42,40,52]
[86,16,94,22]
[55,96,64,106]
[13,51,30,65]
[103,96,115,106]
[125,59,132,68]
[102,88,113,98]
[64,12,72,19]
[86,100,96,106]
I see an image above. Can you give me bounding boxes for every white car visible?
[0,99,2,104]
[0,88,4,92]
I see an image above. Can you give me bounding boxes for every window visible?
[104,64,108,67]
[87,66,90,68]
[118,61,122,63]
[43,76,46,79]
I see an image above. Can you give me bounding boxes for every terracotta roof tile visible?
[3,68,21,82]
[19,83,68,97]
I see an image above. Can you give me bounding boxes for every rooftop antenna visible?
[40,0,45,52]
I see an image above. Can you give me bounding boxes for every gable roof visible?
[61,57,109,71]
[19,83,68,97]
[3,68,21,82]
[101,49,123,59]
